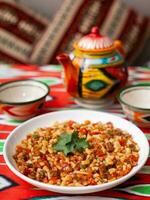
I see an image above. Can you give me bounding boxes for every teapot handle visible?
[114,40,125,58]
[0,104,4,112]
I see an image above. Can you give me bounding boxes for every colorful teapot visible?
[57,26,127,108]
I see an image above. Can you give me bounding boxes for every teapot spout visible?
[56,54,78,97]
[56,53,73,70]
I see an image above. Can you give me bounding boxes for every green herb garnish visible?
[53,131,89,155]
[32,133,40,139]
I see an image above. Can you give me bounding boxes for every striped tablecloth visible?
[0,65,150,200]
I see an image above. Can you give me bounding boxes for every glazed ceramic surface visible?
[57,27,127,108]
[0,79,49,120]
[118,84,150,127]
[4,110,149,194]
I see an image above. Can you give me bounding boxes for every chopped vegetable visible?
[32,133,40,139]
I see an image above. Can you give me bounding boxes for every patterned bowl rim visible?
[118,83,150,111]
[0,79,50,105]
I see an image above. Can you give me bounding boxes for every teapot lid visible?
[74,27,114,53]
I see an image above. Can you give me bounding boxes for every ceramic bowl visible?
[118,84,150,127]
[4,110,149,194]
[0,79,49,121]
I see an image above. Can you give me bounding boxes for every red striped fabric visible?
[0,64,150,199]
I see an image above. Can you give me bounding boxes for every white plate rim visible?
[3,109,149,194]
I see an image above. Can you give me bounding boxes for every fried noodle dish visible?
[13,120,139,186]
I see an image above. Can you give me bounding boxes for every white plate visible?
[3,110,149,194]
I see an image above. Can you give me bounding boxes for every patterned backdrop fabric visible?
[0,64,150,200]
[30,0,150,65]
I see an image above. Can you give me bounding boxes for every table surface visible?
[0,65,150,200]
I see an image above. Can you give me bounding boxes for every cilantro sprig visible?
[53,131,89,155]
